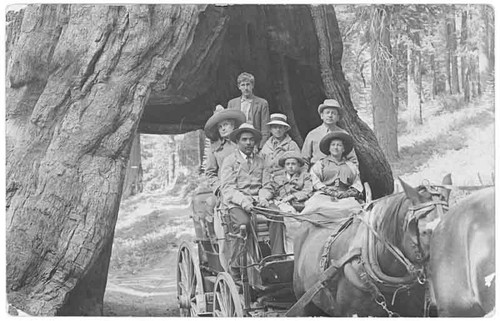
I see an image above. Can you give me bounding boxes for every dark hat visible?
[318,99,342,117]
[228,123,262,143]
[278,151,305,167]
[319,131,354,155]
[204,105,246,141]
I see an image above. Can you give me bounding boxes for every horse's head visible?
[399,174,452,263]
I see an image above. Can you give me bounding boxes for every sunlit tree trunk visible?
[461,10,471,103]
[369,6,398,160]
[122,132,143,198]
[407,31,423,125]
[447,8,460,94]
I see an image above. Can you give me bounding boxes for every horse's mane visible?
[368,184,428,246]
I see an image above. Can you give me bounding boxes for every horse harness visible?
[317,187,449,317]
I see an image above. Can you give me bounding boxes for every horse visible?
[292,175,451,317]
[428,187,495,316]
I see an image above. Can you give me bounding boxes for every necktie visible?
[246,155,252,167]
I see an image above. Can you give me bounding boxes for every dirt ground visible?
[103,253,180,317]
[103,195,193,317]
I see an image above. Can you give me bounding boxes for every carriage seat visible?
[191,186,217,241]
[253,213,271,242]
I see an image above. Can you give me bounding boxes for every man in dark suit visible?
[227,72,270,149]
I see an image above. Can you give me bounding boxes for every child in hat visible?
[301,99,358,168]
[261,151,313,210]
[260,151,313,253]
[260,113,300,174]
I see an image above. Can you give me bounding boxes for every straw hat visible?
[204,105,246,141]
[266,113,291,130]
[317,99,342,117]
[228,123,262,143]
[278,151,305,167]
[319,131,354,155]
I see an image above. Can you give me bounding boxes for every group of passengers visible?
[203,72,363,278]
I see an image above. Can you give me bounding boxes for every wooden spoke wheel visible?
[176,242,206,316]
[212,272,244,317]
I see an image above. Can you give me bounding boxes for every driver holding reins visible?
[219,123,286,279]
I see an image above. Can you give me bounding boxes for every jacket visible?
[220,150,270,209]
[227,95,270,148]
[261,168,313,202]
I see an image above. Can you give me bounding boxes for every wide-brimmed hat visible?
[318,99,342,117]
[278,151,305,167]
[228,123,262,143]
[267,113,291,130]
[319,131,354,155]
[204,105,246,141]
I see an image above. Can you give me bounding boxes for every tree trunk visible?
[407,34,422,126]
[310,5,394,198]
[461,10,471,103]
[6,4,206,315]
[369,6,399,161]
[482,5,494,73]
[449,9,460,94]
[6,4,396,315]
[122,132,143,199]
[431,53,437,99]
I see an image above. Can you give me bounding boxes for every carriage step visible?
[197,312,213,317]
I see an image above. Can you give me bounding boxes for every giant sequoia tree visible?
[6,4,393,315]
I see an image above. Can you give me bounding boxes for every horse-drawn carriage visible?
[176,175,495,317]
[177,186,296,317]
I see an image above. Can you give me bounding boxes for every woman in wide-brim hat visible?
[319,131,354,156]
[204,105,246,141]
[309,130,363,201]
[204,105,246,195]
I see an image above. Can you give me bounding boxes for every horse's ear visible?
[440,173,452,202]
[399,177,422,205]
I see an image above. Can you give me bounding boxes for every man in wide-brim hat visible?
[261,113,300,173]
[301,98,358,168]
[220,122,285,278]
[228,122,263,144]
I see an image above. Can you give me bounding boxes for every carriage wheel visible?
[212,272,244,317]
[176,242,206,316]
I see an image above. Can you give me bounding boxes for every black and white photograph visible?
[4,2,496,317]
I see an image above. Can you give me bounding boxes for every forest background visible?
[100,3,496,316]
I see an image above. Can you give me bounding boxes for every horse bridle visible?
[360,185,449,284]
[404,186,449,265]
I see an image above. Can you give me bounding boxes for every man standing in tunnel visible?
[227,72,270,149]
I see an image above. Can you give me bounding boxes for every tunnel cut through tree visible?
[6,4,392,315]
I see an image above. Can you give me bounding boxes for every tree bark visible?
[6,4,206,315]
[369,6,399,161]
[6,4,396,315]
[310,5,394,198]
